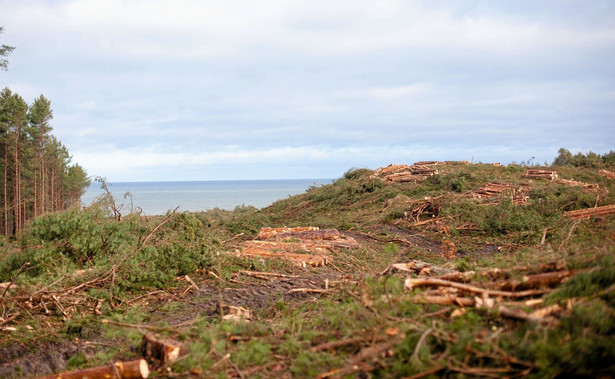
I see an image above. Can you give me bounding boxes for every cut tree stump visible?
[140,332,183,364]
[35,359,149,379]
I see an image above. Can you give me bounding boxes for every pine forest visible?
[0,87,90,237]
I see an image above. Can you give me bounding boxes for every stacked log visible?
[524,170,558,180]
[235,227,359,267]
[563,204,615,220]
[237,241,330,267]
[598,169,615,179]
[559,179,599,189]
[374,164,412,176]
[466,183,529,206]
[373,164,438,182]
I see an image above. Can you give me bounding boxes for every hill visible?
[1,157,614,377]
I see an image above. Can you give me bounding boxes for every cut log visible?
[140,332,183,363]
[236,241,330,267]
[563,204,615,220]
[35,359,149,379]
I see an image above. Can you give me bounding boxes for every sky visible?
[1,0,614,181]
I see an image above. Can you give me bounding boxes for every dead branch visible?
[101,319,178,333]
[406,365,446,379]
[311,336,365,352]
[404,277,549,298]
[316,334,405,378]
[240,270,298,279]
[0,262,30,300]
[493,270,572,291]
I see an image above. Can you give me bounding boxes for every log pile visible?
[562,204,615,220]
[372,164,438,183]
[598,169,615,180]
[238,240,331,267]
[466,183,529,205]
[558,179,599,189]
[523,170,558,180]
[234,227,359,267]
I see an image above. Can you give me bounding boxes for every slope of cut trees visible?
[0,87,89,237]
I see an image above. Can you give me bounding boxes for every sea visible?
[80,179,333,215]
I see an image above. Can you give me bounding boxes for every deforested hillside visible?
[1,152,614,378]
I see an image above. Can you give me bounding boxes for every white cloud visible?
[2,1,614,181]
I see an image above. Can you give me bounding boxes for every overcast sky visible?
[2,0,614,181]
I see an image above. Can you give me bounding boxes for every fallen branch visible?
[240,270,298,279]
[404,277,548,298]
[0,262,30,300]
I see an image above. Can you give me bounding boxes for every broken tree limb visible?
[35,359,149,379]
[140,332,183,364]
[404,277,548,298]
[240,270,298,279]
[316,333,405,379]
[494,270,572,291]
[288,288,332,294]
